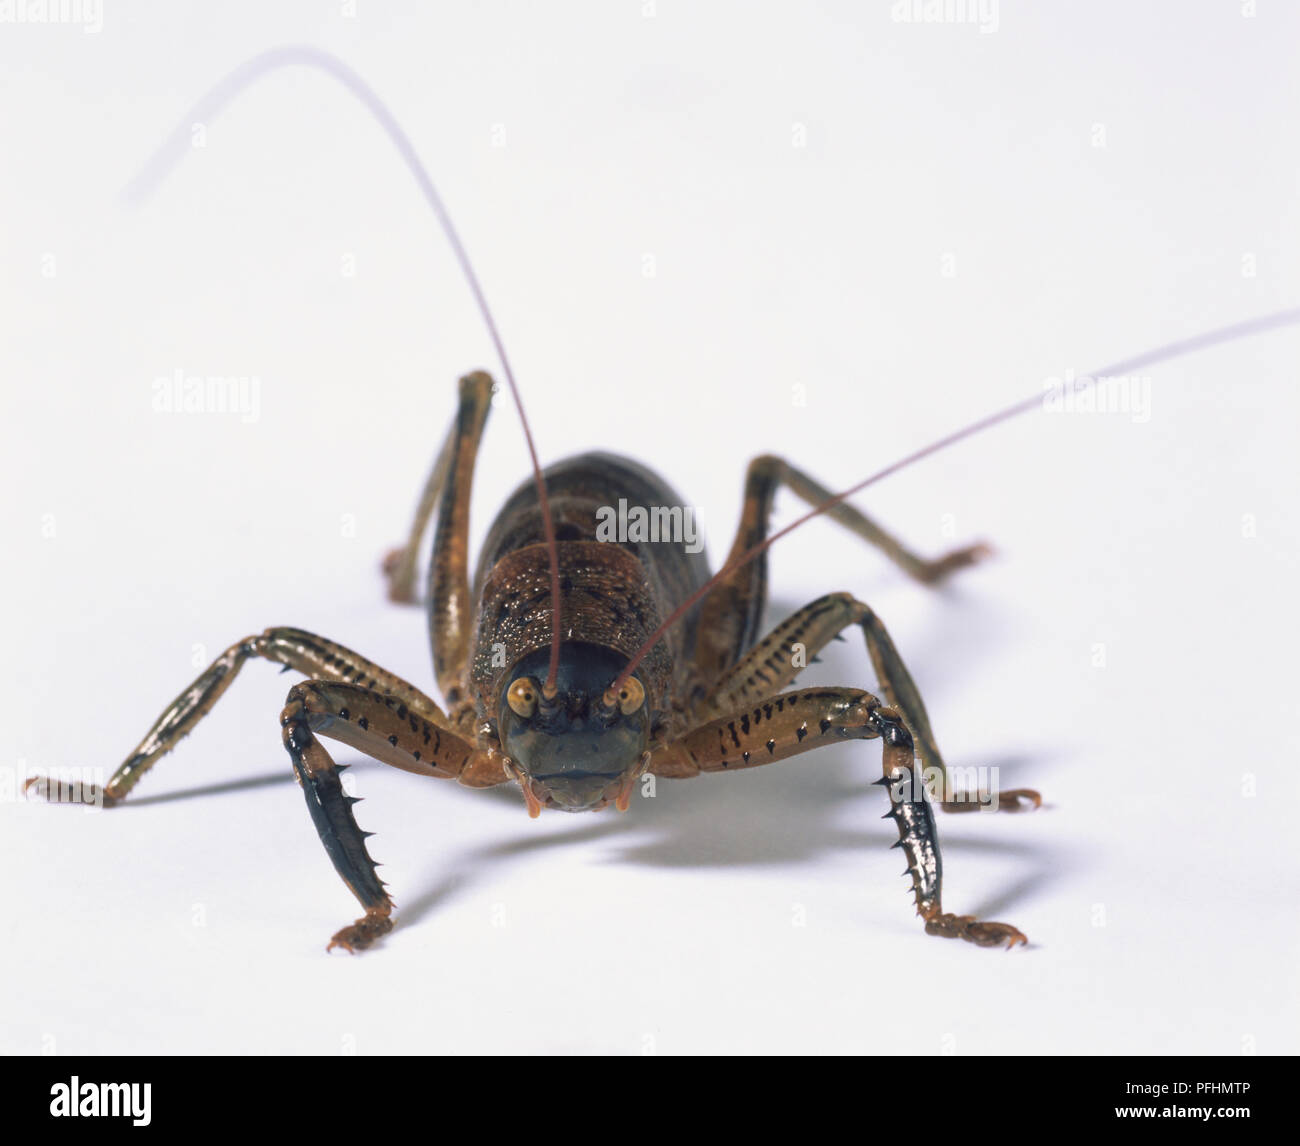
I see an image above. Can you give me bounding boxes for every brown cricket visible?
[32,369,1033,951]
[29,47,1300,953]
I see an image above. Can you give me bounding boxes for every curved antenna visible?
[125,44,565,694]
[606,306,1300,698]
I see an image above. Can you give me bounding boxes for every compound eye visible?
[506,678,539,718]
[616,677,645,716]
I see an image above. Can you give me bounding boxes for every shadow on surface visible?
[109,771,293,807]
[395,746,1072,930]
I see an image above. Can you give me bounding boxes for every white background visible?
[3,1,1298,1056]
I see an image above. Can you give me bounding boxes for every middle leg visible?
[280,678,507,951]
[26,626,456,807]
[698,592,1040,813]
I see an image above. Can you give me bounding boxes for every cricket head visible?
[498,643,650,815]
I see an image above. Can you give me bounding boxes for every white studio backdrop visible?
[2,1,1298,1055]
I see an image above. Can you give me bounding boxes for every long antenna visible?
[125,45,565,694]
[607,306,1300,697]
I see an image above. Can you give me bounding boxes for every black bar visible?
[5,1055,1290,1133]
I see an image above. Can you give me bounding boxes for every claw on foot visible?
[997,788,1042,812]
[381,547,418,605]
[924,909,1028,949]
[941,786,1043,814]
[326,909,394,954]
[917,541,994,585]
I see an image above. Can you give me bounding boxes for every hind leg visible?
[693,454,989,685]
[381,387,462,605]
[379,371,495,724]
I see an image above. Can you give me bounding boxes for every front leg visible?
[281,679,508,952]
[650,687,1027,948]
[281,699,393,953]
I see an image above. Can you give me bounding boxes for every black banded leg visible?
[280,679,500,952]
[693,454,991,683]
[699,592,1041,813]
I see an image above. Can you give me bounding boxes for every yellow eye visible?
[506,678,538,718]
[616,677,645,715]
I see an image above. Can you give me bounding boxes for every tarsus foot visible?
[327,909,394,954]
[381,547,419,605]
[941,787,1043,814]
[23,775,118,808]
[924,910,1028,949]
[917,541,994,585]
